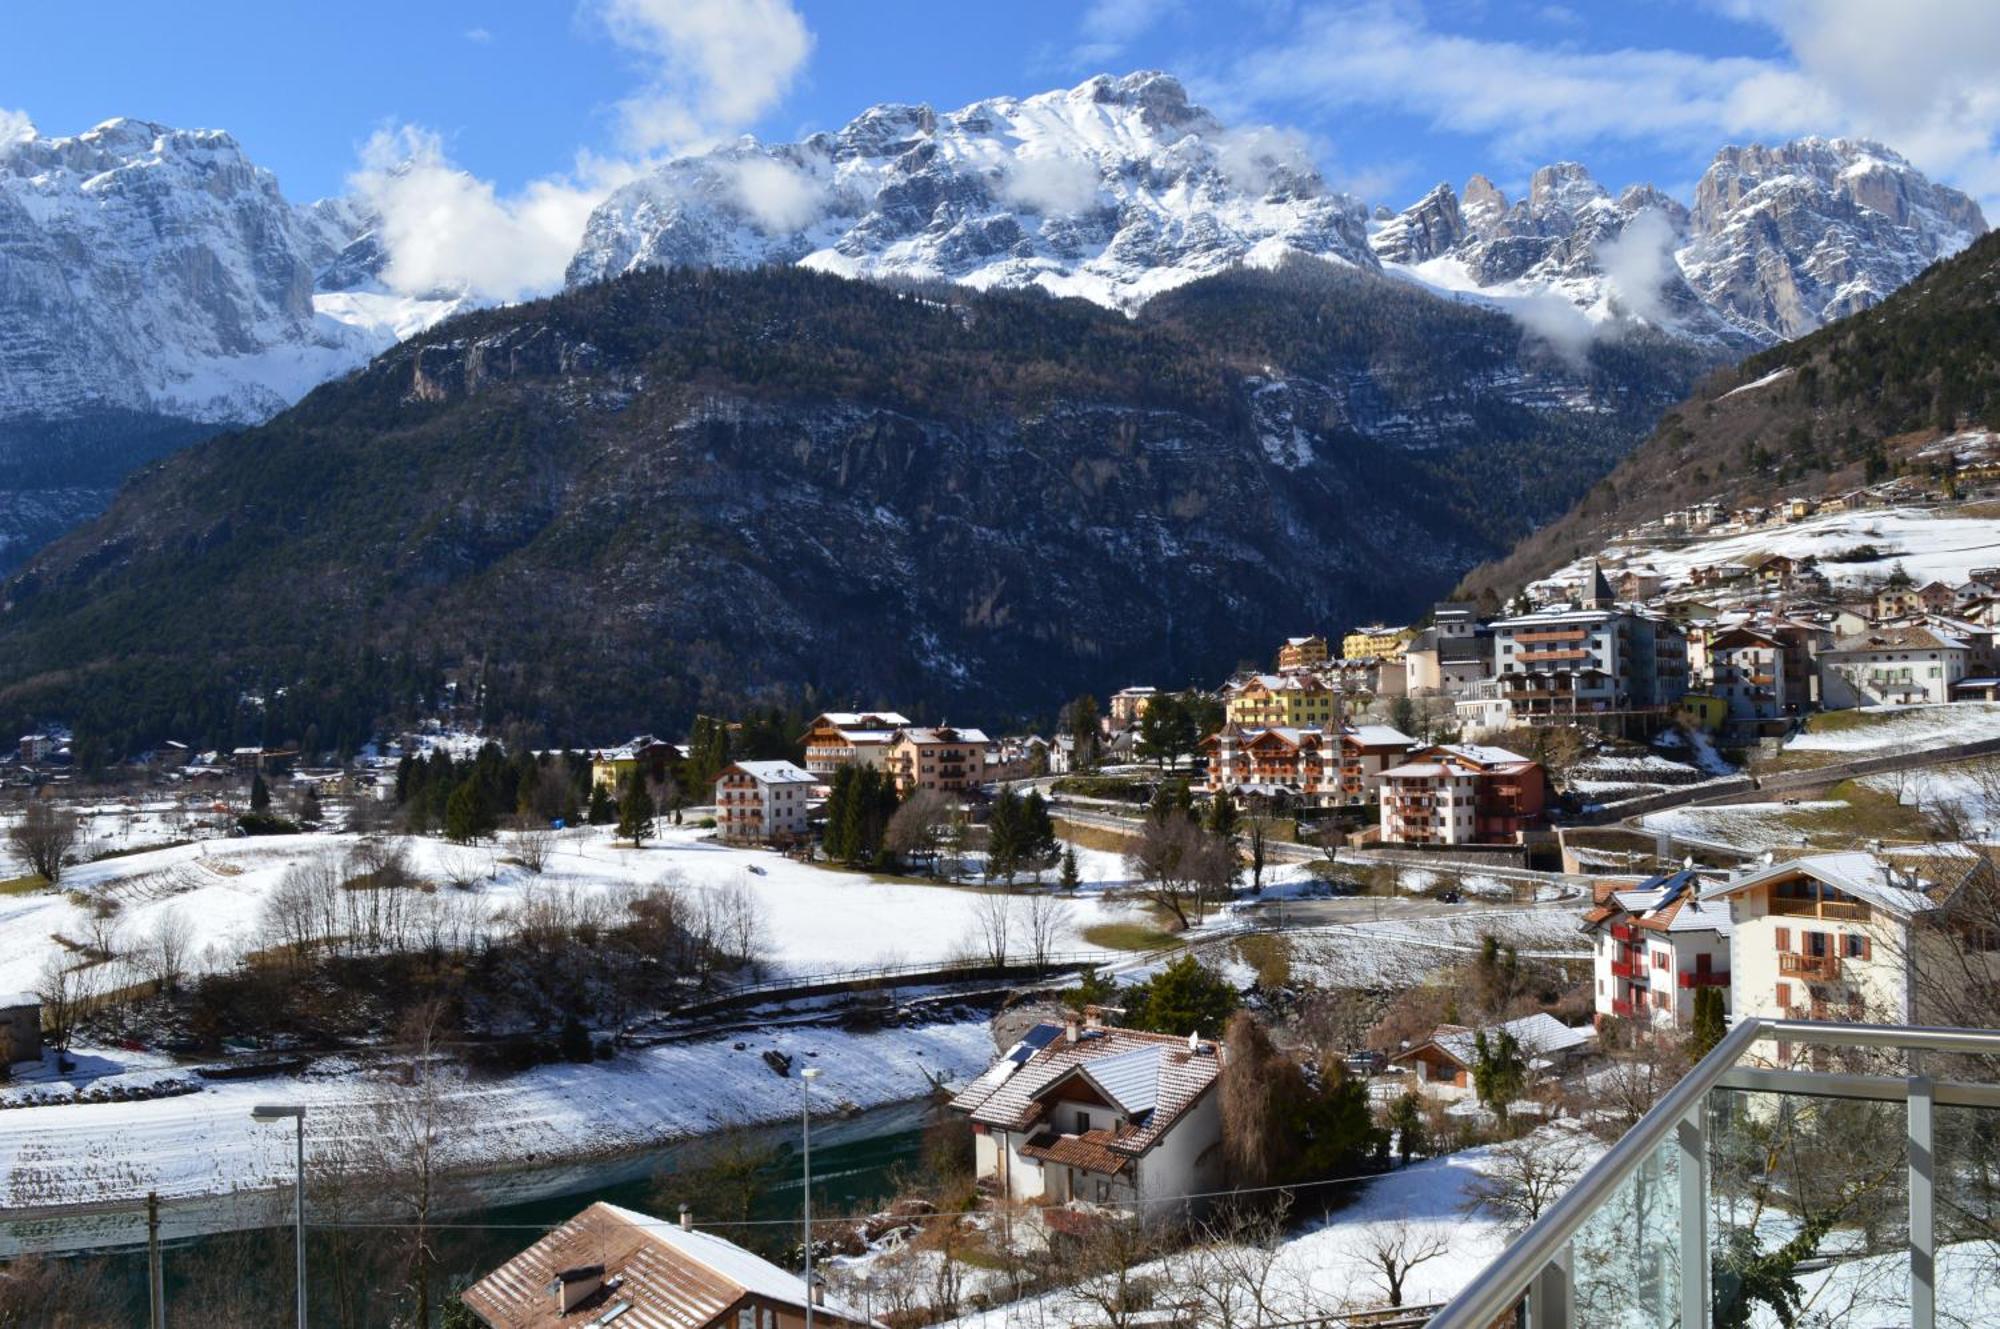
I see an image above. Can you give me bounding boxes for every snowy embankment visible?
[1784,703,2000,757]
[0,1019,996,1219]
[1639,801,1843,852]
[0,825,1156,997]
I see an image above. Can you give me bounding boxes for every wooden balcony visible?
[1768,896,1869,921]
[1779,953,1842,981]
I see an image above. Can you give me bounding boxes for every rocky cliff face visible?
[1371,138,1985,347]
[567,72,1376,310]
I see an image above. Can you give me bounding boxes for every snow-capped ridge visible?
[567,71,1375,311]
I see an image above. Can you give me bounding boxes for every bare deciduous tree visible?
[8,800,79,883]
[510,822,555,874]
[1354,1217,1452,1308]
[139,906,195,995]
[1022,889,1063,970]
[970,889,1013,968]
[36,954,99,1065]
[1463,1131,1587,1231]
[1125,810,1236,929]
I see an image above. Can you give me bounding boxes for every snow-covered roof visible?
[950,1024,1221,1160]
[1418,1014,1595,1071]
[895,726,991,746]
[1593,868,1733,936]
[0,991,36,1009]
[1701,851,1940,918]
[814,711,911,729]
[464,1200,879,1328]
[1347,724,1416,748]
[729,760,816,786]
[1436,743,1532,767]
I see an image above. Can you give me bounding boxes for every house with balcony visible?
[713,760,817,845]
[1817,623,1969,707]
[1580,867,1732,1030]
[589,734,686,792]
[1703,625,1792,724]
[1341,623,1414,661]
[1220,671,1342,728]
[1700,850,1997,1028]
[798,711,912,776]
[1376,743,1546,845]
[884,726,989,796]
[1202,722,1414,808]
[1276,634,1329,671]
[1491,606,1688,718]
[948,1016,1224,1218]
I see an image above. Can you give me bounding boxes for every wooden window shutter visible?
[1776,981,1792,1009]
[1861,934,1872,961]
[1775,926,1791,952]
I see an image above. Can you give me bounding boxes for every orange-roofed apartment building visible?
[1377,744,1547,845]
[798,711,911,776]
[1202,723,1414,808]
[948,1016,1225,1219]
[1277,635,1329,671]
[1580,867,1732,1029]
[462,1200,880,1329]
[885,726,990,796]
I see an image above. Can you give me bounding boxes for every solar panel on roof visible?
[1015,1024,1063,1061]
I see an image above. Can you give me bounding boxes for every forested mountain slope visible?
[1458,229,2000,600]
[0,259,1707,755]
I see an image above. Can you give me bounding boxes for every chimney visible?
[551,1265,605,1315]
[1065,1013,1080,1044]
[680,1204,693,1231]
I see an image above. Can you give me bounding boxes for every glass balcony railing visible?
[1428,1018,2000,1329]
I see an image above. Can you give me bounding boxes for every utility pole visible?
[147,1191,165,1329]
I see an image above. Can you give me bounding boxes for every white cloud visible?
[726,156,824,233]
[597,0,814,154]
[1073,0,1184,63]
[349,127,637,303]
[1506,291,1595,363]
[464,26,493,44]
[1212,123,1320,196]
[0,109,35,144]
[1596,209,1678,324]
[1001,153,1106,215]
[349,0,815,303]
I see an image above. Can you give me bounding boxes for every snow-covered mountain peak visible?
[0,117,456,427]
[566,71,1374,309]
[1370,135,1985,348]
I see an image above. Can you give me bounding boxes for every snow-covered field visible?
[1288,907,1590,988]
[0,825,1157,997]
[1860,761,2000,830]
[1640,800,1843,852]
[1785,703,2000,757]
[1592,505,2000,592]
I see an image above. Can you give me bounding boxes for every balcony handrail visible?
[1426,1017,2000,1329]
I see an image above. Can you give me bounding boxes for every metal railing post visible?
[1677,1106,1708,1328]
[1909,1074,1935,1329]
[1528,1243,1572,1329]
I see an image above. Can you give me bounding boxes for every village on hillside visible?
[2,496,1999,1324]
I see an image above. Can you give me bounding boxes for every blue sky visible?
[5,0,1996,296]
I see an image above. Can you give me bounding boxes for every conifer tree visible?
[986,787,1022,883]
[587,781,615,826]
[1059,845,1080,891]
[618,769,655,847]
[250,771,271,814]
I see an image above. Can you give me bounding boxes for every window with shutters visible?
[1844,933,1866,959]
[1775,926,1791,952]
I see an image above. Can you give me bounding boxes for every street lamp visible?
[252,1104,308,1329]
[800,1067,823,1329]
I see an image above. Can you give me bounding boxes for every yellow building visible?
[1222,673,1340,728]
[1342,624,1413,661]
[1276,635,1329,671]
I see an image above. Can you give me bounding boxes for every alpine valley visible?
[0,72,1985,749]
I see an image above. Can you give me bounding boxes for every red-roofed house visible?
[1377,744,1547,845]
